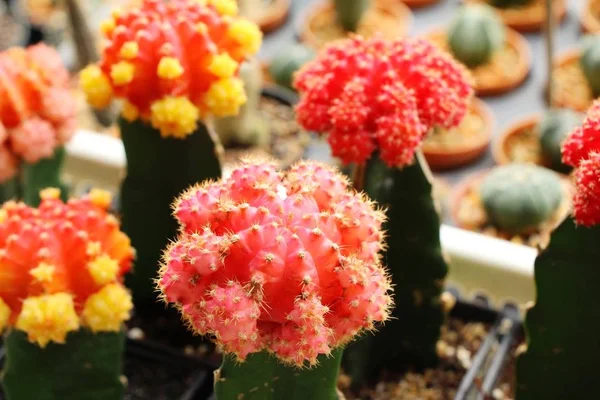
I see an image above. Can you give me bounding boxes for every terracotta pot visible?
[582,0,600,33]
[493,115,541,166]
[300,0,412,51]
[403,0,440,9]
[245,0,291,33]
[464,0,567,33]
[423,98,494,171]
[550,50,593,113]
[424,28,531,96]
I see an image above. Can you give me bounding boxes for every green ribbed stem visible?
[0,177,18,203]
[215,349,343,400]
[516,217,600,399]
[333,0,369,32]
[2,329,126,400]
[119,118,222,305]
[344,152,447,388]
[22,147,68,206]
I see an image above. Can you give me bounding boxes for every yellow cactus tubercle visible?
[79,65,114,109]
[120,41,139,60]
[110,61,135,86]
[100,18,116,37]
[30,262,55,283]
[16,293,79,348]
[157,57,184,80]
[150,96,199,138]
[40,187,61,201]
[82,284,133,333]
[0,298,10,333]
[204,77,247,117]
[208,0,238,16]
[196,22,208,34]
[208,53,238,79]
[89,188,113,210]
[227,19,262,56]
[88,254,119,286]
[121,100,140,122]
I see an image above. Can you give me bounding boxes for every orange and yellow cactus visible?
[79,0,263,138]
[0,188,135,347]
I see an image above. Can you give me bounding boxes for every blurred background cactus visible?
[334,0,369,32]
[580,35,600,98]
[80,0,262,307]
[538,109,581,173]
[268,43,315,91]
[214,57,270,149]
[517,100,600,399]
[488,0,531,8]
[0,43,76,206]
[480,164,564,236]
[0,188,135,400]
[447,4,505,68]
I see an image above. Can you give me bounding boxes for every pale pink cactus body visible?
[159,159,393,366]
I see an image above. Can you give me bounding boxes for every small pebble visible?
[127,327,145,340]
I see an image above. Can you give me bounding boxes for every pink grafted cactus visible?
[158,158,393,366]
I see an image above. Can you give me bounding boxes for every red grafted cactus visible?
[562,101,600,169]
[0,44,76,181]
[293,36,473,167]
[80,0,262,138]
[158,158,393,366]
[0,188,135,347]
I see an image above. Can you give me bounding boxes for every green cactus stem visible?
[0,178,18,204]
[480,164,563,236]
[269,44,316,91]
[2,329,126,400]
[344,151,447,386]
[22,147,69,206]
[538,109,580,173]
[333,0,369,32]
[516,217,600,399]
[120,118,222,306]
[214,57,270,149]
[447,4,505,68]
[580,35,600,98]
[488,0,532,9]
[215,349,343,400]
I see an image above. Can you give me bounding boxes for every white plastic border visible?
[64,130,537,310]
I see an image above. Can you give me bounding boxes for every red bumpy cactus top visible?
[80,0,262,139]
[0,44,76,181]
[0,188,135,347]
[562,100,600,226]
[293,36,473,167]
[158,158,393,366]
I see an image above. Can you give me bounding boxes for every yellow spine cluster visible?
[79,65,114,109]
[82,284,133,333]
[150,96,200,138]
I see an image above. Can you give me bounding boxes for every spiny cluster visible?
[562,100,600,226]
[158,159,393,367]
[0,44,76,181]
[80,0,262,138]
[293,36,473,167]
[0,189,135,347]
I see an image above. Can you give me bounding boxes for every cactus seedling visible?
[0,188,135,400]
[447,4,506,68]
[80,0,262,305]
[294,36,473,385]
[0,43,76,205]
[269,43,316,91]
[480,164,564,236]
[516,100,600,399]
[214,56,270,148]
[157,158,393,399]
[580,35,600,98]
[538,109,581,173]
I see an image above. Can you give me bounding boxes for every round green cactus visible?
[269,44,316,91]
[538,109,581,173]
[447,4,506,68]
[480,164,563,235]
[334,0,369,32]
[580,35,600,97]
[488,0,532,9]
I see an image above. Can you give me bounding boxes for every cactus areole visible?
[0,44,76,205]
[293,35,473,383]
[0,189,134,400]
[80,0,263,305]
[157,158,393,399]
[516,100,600,399]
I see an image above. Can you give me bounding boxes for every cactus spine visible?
[334,0,369,32]
[480,164,563,235]
[580,35,600,97]
[538,109,581,173]
[447,4,505,68]
[214,57,270,149]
